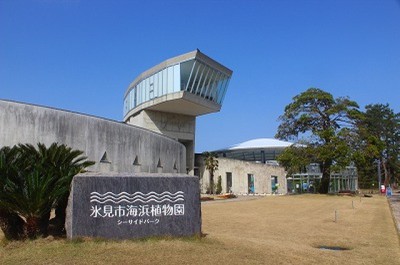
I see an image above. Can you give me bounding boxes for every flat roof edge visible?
[124,50,232,98]
[0,99,183,145]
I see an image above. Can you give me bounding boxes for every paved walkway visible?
[201,195,267,204]
[388,191,400,236]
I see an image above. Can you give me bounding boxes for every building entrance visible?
[248,174,254,194]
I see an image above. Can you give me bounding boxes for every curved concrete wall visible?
[0,100,186,173]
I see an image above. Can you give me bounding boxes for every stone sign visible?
[66,172,201,240]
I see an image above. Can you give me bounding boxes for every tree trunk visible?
[52,198,68,235]
[319,174,330,194]
[210,172,214,195]
[39,211,50,237]
[318,162,331,194]
[382,159,390,186]
[25,216,41,239]
[0,209,25,240]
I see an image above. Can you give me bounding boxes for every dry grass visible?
[1,194,399,264]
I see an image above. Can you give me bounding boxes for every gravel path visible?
[388,191,400,236]
[201,194,267,204]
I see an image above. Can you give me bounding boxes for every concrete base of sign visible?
[66,172,201,240]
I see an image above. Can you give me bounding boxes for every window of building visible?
[271,176,278,193]
[226,172,232,193]
[248,174,255,194]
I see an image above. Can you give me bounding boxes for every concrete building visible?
[195,138,292,195]
[0,49,357,194]
[0,50,232,176]
[196,155,287,195]
[196,138,358,195]
[123,49,232,174]
[0,100,186,174]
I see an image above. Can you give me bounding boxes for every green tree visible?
[0,143,94,239]
[353,104,400,187]
[277,144,313,176]
[276,88,359,193]
[203,152,218,195]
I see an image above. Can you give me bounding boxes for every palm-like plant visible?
[0,143,94,239]
[0,168,68,238]
[0,146,25,240]
[203,152,219,194]
[40,143,95,233]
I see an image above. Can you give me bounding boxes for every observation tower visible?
[123,50,232,174]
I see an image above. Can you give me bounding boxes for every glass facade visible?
[123,58,231,117]
[218,149,281,162]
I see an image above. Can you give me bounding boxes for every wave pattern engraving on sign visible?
[90,191,185,204]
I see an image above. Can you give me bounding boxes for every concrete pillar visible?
[127,110,196,175]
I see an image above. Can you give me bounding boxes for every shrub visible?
[0,143,94,239]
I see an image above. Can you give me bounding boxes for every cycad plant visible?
[0,146,25,240]
[0,143,94,239]
[203,152,218,195]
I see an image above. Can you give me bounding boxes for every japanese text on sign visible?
[89,191,185,225]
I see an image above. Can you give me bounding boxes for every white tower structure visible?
[123,50,233,174]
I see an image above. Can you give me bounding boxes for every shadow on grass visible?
[1,232,210,248]
[66,233,208,245]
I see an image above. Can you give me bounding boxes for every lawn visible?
[1,194,399,264]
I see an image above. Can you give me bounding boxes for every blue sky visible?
[1,0,399,152]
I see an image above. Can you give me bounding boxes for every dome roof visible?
[227,138,294,150]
